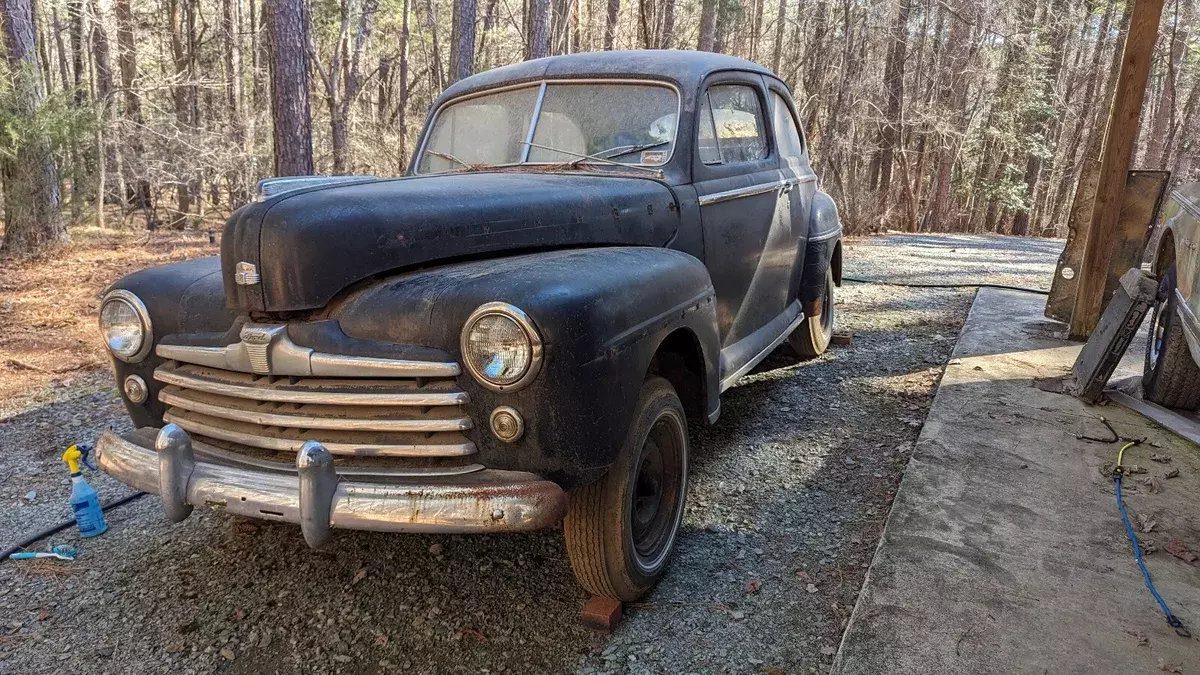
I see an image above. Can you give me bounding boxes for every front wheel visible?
[1144,266,1200,411]
[789,267,836,358]
[563,376,689,601]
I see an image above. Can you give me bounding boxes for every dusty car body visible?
[1145,183,1200,410]
[95,50,843,600]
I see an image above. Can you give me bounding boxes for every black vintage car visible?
[96,51,842,601]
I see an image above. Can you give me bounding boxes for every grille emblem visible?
[239,324,285,374]
[234,262,260,286]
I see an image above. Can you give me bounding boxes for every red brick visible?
[580,595,622,633]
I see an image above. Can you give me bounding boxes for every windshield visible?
[416,82,679,174]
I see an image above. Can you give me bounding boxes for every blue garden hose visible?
[1114,441,1190,638]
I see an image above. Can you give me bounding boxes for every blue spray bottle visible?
[62,444,107,538]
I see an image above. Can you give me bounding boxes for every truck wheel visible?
[1144,266,1200,411]
[563,376,688,601]
[790,267,835,358]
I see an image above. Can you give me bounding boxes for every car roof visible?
[438,50,776,103]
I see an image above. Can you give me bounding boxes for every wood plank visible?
[1070,0,1167,339]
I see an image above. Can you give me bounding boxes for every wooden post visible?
[1070,0,1166,339]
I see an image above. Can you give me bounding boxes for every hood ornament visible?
[234,262,260,286]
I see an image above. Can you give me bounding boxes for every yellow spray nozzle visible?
[62,445,82,474]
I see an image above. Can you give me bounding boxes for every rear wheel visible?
[563,376,688,601]
[789,267,835,358]
[1144,266,1200,411]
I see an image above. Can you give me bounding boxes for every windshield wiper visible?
[426,150,476,170]
[591,140,671,161]
[521,141,664,176]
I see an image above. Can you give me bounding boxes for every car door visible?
[766,84,819,301]
[693,75,794,356]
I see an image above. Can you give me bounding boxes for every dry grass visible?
[0,227,218,410]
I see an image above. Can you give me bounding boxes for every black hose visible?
[842,276,1051,296]
[0,491,148,561]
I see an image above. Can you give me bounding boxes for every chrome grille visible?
[153,360,476,459]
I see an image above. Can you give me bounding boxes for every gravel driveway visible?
[0,234,1063,674]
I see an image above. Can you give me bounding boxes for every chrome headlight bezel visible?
[99,289,153,363]
[460,302,543,393]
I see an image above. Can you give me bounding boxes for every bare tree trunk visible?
[603,0,618,49]
[397,0,411,169]
[1148,1,1186,166]
[1012,0,1067,236]
[1,0,68,254]
[528,0,550,59]
[872,0,910,206]
[449,0,476,82]
[697,0,716,51]
[168,0,194,227]
[660,0,675,49]
[223,0,247,204]
[770,0,786,71]
[267,0,315,176]
[114,0,152,226]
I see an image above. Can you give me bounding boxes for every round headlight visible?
[461,303,543,391]
[99,290,152,362]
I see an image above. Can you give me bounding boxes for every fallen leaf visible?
[351,568,367,585]
[820,645,837,656]
[1138,513,1157,533]
[744,579,762,595]
[1166,539,1198,563]
[165,642,185,654]
[795,569,809,580]
[428,543,443,555]
[36,609,51,621]
[1151,454,1172,464]
[1166,468,1180,479]
[374,634,389,647]
[1158,659,1182,673]
[1125,630,1149,647]
[806,583,819,594]
[1143,475,1164,493]
[219,647,235,661]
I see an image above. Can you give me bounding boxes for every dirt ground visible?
[0,232,1064,674]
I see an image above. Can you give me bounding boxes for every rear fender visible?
[799,191,843,314]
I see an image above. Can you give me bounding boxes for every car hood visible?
[221,171,680,313]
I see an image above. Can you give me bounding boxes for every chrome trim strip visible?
[1178,287,1200,365]
[1172,190,1200,220]
[520,82,548,163]
[699,180,785,206]
[153,369,469,406]
[416,78,684,173]
[156,326,460,378]
[163,412,478,457]
[96,428,567,536]
[808,228,843,243]
[158,390,473,433]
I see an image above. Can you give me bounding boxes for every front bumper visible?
[96,425,568,547]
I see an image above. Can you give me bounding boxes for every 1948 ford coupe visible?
[95,51,843,601]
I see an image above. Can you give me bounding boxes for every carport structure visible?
[835,1,1200,671]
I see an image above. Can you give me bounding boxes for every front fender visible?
[331,247,720,488]
[103,256,237,426]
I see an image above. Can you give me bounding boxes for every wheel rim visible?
[629,411,687,573]
[1149,299,1166,370]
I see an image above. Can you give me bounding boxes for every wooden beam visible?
[1070,0,1166,339]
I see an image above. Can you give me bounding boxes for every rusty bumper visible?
[96,425,568,547]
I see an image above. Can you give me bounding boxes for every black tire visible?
[1144,266,1200,411]
[789,267,835,358]
[563,376,689,601]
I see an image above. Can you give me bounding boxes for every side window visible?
[697,84,768,165]
[771,92,805,160]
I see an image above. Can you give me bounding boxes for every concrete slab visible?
[834,288,1200,674]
